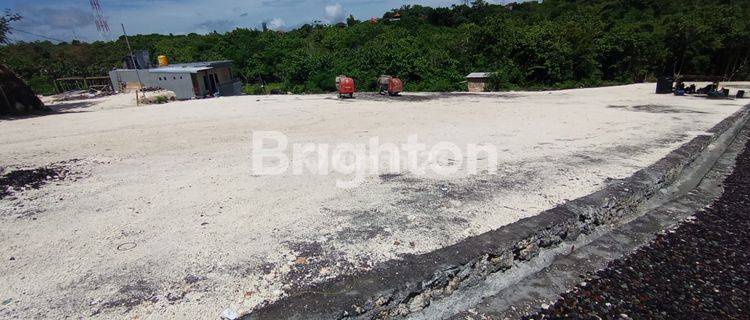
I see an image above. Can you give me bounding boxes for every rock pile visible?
[0,64,50,116]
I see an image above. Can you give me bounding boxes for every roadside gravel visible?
[525,139,750,319]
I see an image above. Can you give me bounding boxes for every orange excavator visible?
[378,75,403,96]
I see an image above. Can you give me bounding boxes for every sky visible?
[2,0,509,43]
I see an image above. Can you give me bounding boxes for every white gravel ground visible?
[0,83,748,319]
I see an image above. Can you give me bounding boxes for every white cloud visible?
[324,3,345,23]
[267,18,284,30]
[195,19,236,32]
[7,0,466,42]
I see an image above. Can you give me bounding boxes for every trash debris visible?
[166,291,185,302]
[220,308,239,320]
[294,257,307,265]
[184,274,203,284]
[116,242,137,251]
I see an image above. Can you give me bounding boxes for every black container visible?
[656,76,674,94]
[738,90,745,98]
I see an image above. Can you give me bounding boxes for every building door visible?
[203,75,210,95]
[212,74,221,94]
[191,74,200,96]
[208,74,217,93]
[203,74,217,94]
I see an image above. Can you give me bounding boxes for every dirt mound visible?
[0,64,51,116]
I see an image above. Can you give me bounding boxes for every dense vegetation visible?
[1,0,748,95]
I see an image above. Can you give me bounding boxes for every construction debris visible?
[138,90,177,104]
[53,89,113,102]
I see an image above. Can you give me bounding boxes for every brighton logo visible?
[251,131,499,188]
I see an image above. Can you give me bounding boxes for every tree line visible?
[1,0,748,95]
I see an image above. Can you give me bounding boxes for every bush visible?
[243,84,267,95]
[155,95,169,104]
[265,82,284,93]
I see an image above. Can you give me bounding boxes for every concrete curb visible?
[249,105,750,320]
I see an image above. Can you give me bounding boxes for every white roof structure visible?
[148,66,212,74]
[148,60,233,74]
[113,60,233,74]
[466,72,493,79]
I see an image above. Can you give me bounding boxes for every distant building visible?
[466,72,493,92]
[109,60,242,100]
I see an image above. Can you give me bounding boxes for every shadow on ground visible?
[0,101,95,120]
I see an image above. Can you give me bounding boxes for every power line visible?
[8,27,68,43]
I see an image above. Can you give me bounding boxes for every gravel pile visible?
[525,140,750,319]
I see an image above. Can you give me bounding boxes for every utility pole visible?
[121,23,145,105]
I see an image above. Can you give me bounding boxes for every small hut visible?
[466,72,492,92]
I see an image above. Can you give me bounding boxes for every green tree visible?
[2,0,749,94]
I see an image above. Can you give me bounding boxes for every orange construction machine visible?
[335,75,356,98]
[378,75,403,96]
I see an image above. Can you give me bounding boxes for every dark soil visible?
[607,104,708,114]
[524,139,750,319]
[0,166,71,199]
[331,92,521,102]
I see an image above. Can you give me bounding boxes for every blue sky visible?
[3,0,509,43]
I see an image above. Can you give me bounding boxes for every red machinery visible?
[336,75,356,98]
[378,75,403,96]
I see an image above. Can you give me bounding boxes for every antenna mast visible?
[90,0,111,40]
